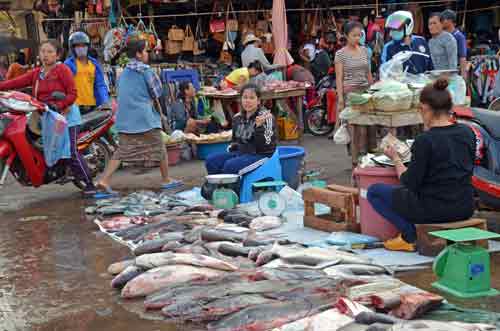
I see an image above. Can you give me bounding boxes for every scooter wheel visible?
[73,140,111,190]
[305,107,335,136]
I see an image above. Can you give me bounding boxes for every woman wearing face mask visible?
[0,39,96,196]
[428,13,458,71]
[367,79,475,251]
[335,21,373,115]
[382,11,433,74]
[205,83,276,175]
[64,31,109,115]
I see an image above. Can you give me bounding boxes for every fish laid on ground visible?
[324,264,391,276]
[370,291,402,310]
[111,265,145,289]
[185,204,215,212]
[121,265,226,298]
[100,217,136,232]
[271,244,371,266]
[259,268,328,281]
[218,243,252,257]
[162,294,276,321]
[144,272,263,310]
[347,280,403,300]
[203,278,339,301]
[115,219,175,240]
[388,320,496,331]
[256,249,277,266]
[161,241,183,252]
[150,207,188,221]
[272,308,353,331]
[249,216,283,231]
[263,258,340,270]
[107,259,136,275]
[207,294,334,331]
[175,240,211,256]
[204,241,237,251]
[98,204,128,215]
[132,232,184,256]
[135,252,239,271]
[223,214,254,227]
[248,247,267,261]
[201,229,246,243]
[389,292,443,320]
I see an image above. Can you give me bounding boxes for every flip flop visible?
[94,183,119,199]
[160,180,184,190]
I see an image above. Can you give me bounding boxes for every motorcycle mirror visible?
[51,91,66,101]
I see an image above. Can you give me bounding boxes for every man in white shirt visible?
[241,34,280,71]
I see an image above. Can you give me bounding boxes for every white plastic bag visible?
[333,122,351,145]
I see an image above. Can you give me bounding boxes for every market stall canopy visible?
[0,34,35,55]
[272,0,293,66]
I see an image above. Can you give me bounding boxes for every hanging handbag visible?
[256,6,268,37]
[226,1,238,32]
[219,50,232,64]
[165,40,182,55]
[193,18,207,55]
[209,1,226,33]
[225,2,237,46]
[262,32,274,54]
[223,24,235,51]
[309,7,320,37]
[182,25,195,51]
[212,32,225,43]
[168,25,185,41]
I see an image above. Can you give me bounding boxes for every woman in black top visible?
[205,84,276,175]
[367,78,476,252]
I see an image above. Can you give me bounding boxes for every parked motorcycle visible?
[453,106,500,209]
[0,90,115,190]
[304,71,336,136]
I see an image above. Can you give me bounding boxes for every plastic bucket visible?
[278,146,305,189]
[166,144,182,166]
[353,166,400,241]
[196,141,230,160]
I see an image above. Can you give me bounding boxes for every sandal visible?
[94,183,119,199]
[160,179,184,190]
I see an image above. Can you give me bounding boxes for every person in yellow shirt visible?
[64,31,109,115]
[221,67,250,89]
[220,63,269,89]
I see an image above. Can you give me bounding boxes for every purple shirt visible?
[452,29,467,59]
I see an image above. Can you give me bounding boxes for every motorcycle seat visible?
[80,110,112,132]
[473,108,500,140]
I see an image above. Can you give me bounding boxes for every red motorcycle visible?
[0,90,115,190]
[304,69,337,136]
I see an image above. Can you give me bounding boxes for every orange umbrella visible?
[272,0,294,66]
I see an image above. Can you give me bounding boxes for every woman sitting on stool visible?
[367,78,476,252]
[170,81,220,134]
[205,83,276,175]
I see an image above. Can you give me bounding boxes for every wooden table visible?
[346,109,423,165]
[199,88,306,138]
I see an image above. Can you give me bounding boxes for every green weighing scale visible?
[431,227,500,298]
[207,174,240,210]
[252,181,288,216]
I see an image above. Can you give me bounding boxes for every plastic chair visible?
[238,149,282,203]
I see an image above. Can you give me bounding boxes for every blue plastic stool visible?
[239,149,282,203]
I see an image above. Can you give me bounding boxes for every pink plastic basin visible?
[353,166,400,241]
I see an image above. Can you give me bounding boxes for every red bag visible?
[209,1,226,33]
